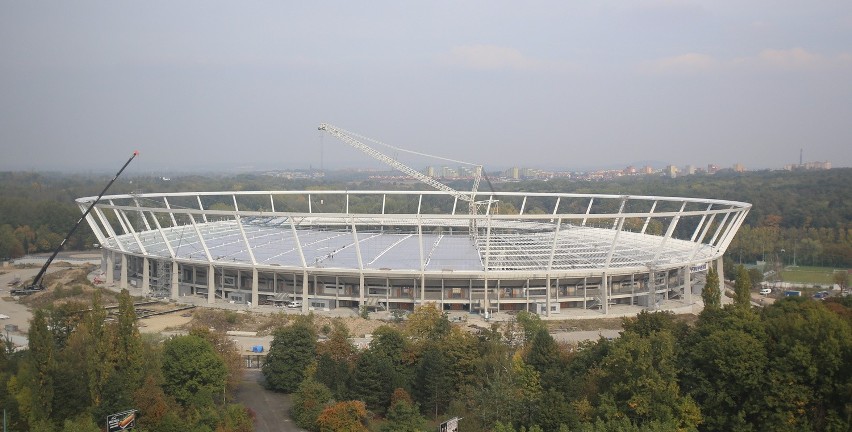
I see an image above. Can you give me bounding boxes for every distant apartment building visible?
[642,165,654,174]
[707,164,719,174]
[664,165,678,178]
[784,161,832,171]
[685,165,696,175]
[733,163,745,173]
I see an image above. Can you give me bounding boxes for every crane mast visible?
[318,123,484,215]
[14,151,139,295]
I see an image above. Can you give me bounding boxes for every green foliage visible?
[263,321,317,393]
[291,376,333,431]
[27,309,54,423]
[702,267,721,309]
[352,350,395,415]
[161,334,227,407]
[381,389,427,432]
[413,345,454,418]
[734,265,753,308]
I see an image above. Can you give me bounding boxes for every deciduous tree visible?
[263,320,316,393]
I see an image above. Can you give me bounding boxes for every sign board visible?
[440,416,460,432]
[690,263,708,273]
[107,409,137,432]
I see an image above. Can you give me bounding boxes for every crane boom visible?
[318,123,481,205]
[15,151,139,295]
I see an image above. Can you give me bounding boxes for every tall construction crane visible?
[318,123,489,219]
[13,151,139,295]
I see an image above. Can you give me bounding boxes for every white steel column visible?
[684,265,692,303]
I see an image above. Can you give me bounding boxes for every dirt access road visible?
[234,369,305,432]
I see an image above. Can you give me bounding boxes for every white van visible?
[759,288,772,295]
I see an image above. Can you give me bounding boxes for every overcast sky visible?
[1,1,851,174]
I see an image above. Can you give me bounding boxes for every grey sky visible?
[1,1,851,173]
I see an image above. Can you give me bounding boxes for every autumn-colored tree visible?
[316,400,369,432]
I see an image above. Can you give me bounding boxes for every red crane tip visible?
[133,150,139,156]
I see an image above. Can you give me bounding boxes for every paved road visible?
[234,369,305,432]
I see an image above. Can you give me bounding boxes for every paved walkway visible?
[234,369,304,432]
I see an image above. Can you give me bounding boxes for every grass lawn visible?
[780,266,848,285]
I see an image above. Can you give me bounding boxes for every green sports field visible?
[780,266,848,285]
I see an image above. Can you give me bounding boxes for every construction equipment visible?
[13,151,139,295]
[318,123,493,223]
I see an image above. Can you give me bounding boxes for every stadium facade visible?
[78,190,749,316]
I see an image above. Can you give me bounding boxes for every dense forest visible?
[260,294,852,431]
[0,168,849,266]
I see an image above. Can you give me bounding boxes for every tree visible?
[381,388,427,432]
[85,289,110,407]
[351,350,395,415]
[292,376,333,431]
[114,289,143,382]
[316,400,369,432]
[28,309,54,423]
[263,321,317,393]
[595,331,701,429]
[190,326,243,393]
[413,345,453,418]
[161,334,227,407]
[702,267,721,309]
[734,265,752,308]
[834,270,849,295]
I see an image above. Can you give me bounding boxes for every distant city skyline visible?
[2,2,851,174]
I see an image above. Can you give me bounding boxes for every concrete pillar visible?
[120,254,128,289]
[251,268,259,307]
[105,251,114,284]
[171,261,179,300]
[545,276,551,317]
[359,273,366,307]
[142,257,150,296]
[207,264,215,304]
[302,271,309,313]
[602,273,609,315]
[684,265,692,303]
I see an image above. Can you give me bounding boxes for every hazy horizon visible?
[2,1,850,175]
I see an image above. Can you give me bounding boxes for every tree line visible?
[0,289,252,432]
[261,286,852,431]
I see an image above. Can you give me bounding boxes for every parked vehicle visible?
[760,288,772,295]
[286,301,302,308]
[813,291,829,300]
